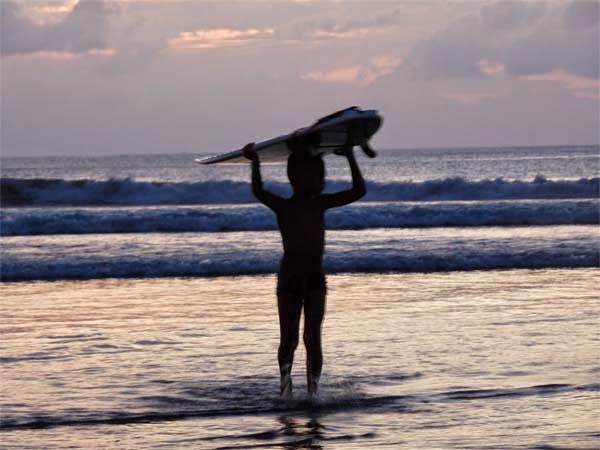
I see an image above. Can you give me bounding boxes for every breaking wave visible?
[2,226,598,281]
[2,176,598,206]
[1,200,598,236]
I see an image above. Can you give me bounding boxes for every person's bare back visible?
[243,137,366,397]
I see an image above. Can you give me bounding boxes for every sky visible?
[1,0,599,157]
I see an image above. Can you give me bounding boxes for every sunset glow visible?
[168,28,276,51]
[302,55,402,86]
[521,69,600,100]
[1,0,597,154]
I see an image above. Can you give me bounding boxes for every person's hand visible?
[242,142,258,161]
[338,130,356,157]
[339,143,355,158]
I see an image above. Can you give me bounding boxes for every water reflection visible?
[278,413,324,449]
[1,270,598,449]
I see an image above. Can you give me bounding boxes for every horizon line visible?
[2,143,599,160]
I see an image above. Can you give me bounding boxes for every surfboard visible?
[195,106,382,165]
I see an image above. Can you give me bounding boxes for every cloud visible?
[5,48,116,61]
[302,55,401,86]
[503,10,599,79]
[407,1,599,81]
[13,0,80,26]
[165,5,402,53]
[1,0,110,57]
[479,1,546,30]
[442,92,499,105]
[477,59,505,77]
[520,69,600,100]
[168,28,275,51]
[563,0,600,30]
[277,5,404,45]
[408,14,490,78]
[306,27,371,40]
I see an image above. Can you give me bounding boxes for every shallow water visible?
[1,269,598,449]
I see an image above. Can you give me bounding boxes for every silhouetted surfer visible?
[244,134,366,397]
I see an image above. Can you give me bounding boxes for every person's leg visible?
[277,288,303,398]
[303,275,326,396]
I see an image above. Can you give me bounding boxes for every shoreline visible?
[1,265,599,285]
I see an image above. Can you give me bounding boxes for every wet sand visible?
[1,269,599,449]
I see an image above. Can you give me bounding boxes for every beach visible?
[1,145,599,448]
[4,1,600,447]
[1,269,598,449]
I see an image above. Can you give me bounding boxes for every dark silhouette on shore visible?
[244,133,366,397]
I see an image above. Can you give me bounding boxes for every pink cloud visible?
[302,55,402,86]
[520,69,599,100]
[442,92,499,104]
[307,27,371,40]
[168,28,275,51]
[477,59,506,77]
[3,48,116,60]
[16,0,80,26]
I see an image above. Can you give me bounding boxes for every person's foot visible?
[280,363,292,399]
[307,375,319,398]
[280,374,292,399]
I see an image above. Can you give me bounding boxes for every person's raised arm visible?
[243,143,284,212]
[320,145,366,209]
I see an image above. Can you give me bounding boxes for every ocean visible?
[1,145,599,449]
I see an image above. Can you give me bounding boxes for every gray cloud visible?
[406,1,599,80]
[480,1,546,30]
[274,4,404,42]
[408,15,490,78]
[504,15,599,78]
[1,1,108,56]
[563,0,600,30]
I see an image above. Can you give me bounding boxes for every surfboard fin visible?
[360,141,377,158]
[353,121,378,158]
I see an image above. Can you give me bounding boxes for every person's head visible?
[287,151,325,195]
